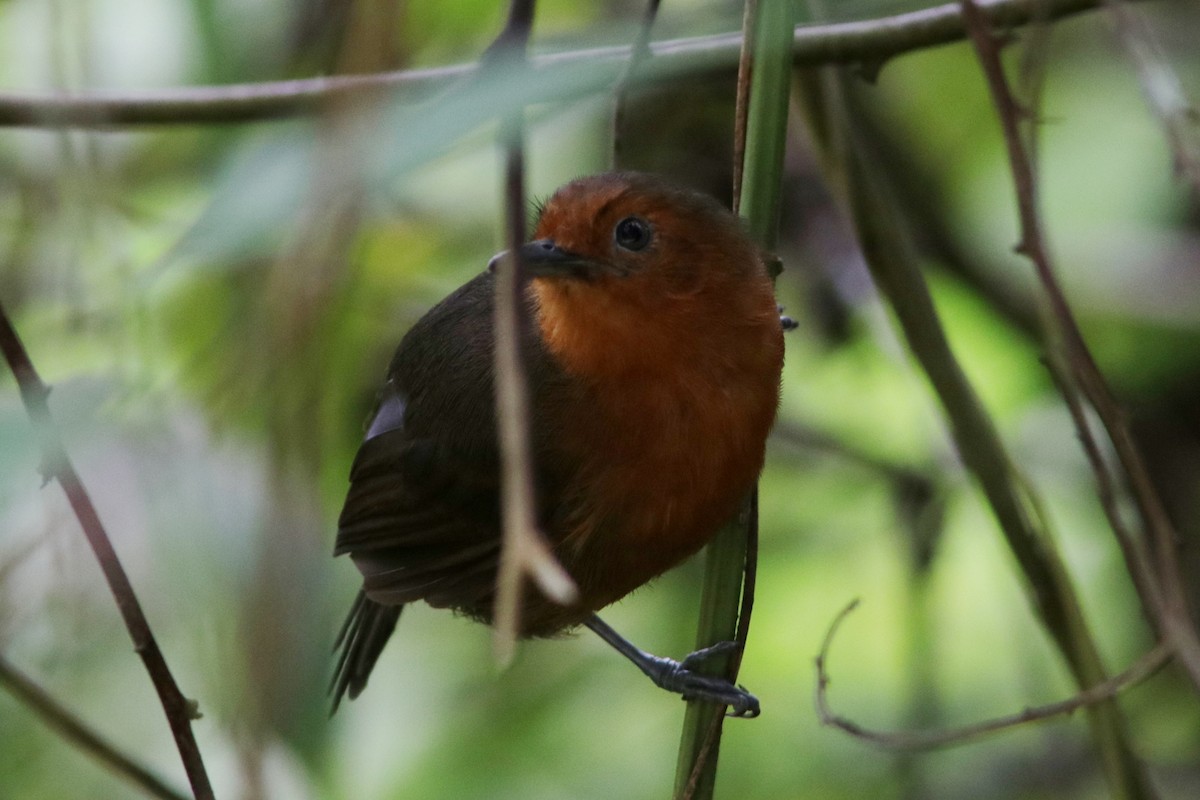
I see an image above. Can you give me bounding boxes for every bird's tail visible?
[330,591,402,714]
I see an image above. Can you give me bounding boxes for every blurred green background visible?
[1,0,1199,798]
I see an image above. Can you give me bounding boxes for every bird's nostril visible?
[539,240,555,251]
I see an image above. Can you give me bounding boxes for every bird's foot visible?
[646,642,760,718]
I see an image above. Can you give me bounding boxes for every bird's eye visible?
[613,216,652,252]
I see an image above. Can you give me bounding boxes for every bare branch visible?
[795,46,1157,798]
[960,0,1200,692]
[0,0,1148,129]
[815,600,1172,750]
[0,655,189,800]
[0,303,213,799]
[1045,360,1164,625]
[1103,0,1200,190]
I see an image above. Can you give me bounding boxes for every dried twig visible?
[1046,360,1163,625]
[794,52,1156,799]
[730,0,758,211]
[0,303,213,799]
[1103,0,1200,190]
[772,421,931,486]
[0,0,1147,129]
[0,655,189,800]
[814,600,1172,751]
[960,0,1200,692]
[489,0,579,667]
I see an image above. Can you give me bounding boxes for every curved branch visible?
[0,0,1143,128]
[814,600,1172,751]
[0,655,189,800]
[0,304,213,800]
[960,0,1200,692]
[794,47,1157,797]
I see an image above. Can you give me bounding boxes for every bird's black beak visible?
[488,239,609,280]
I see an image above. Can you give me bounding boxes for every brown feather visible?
[331,172,784,707]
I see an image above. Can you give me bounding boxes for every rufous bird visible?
[332,171,785,716]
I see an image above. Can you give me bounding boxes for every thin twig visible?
[794,56,1156,799]
[489,0,579,667]
[610,0,661,169]
[0,0,1147,128]
[0,655,189,800]
[814,600,1172,750]
[771,421,930,486]
[1103,0,1200,190]
[960,0,1200,693]
[0,302,213,799]
[730,0,757,211]
[734,495,758,692]
[1045,359,1163,625]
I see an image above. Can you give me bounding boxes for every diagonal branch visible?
[961,0,1200,693]
[1046,361,1164,625]
[1102,0,1200,190]
[794,47,1157,799]
[814,600,1173,751]
[0,0,1148,129]
[0,655,190,800]
[0,302,213,799]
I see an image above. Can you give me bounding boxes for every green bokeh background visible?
[1,1,1199,798]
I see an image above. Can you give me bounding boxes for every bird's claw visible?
[678,640,740,670]
[649,643,761,718]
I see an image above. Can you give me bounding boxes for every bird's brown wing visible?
[334,384,503,610]
[332,272,563,707]
[331,378,504,707]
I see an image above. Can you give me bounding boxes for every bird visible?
[331,171,785,717]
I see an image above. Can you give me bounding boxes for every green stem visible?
[673,2,794,798]
[672,500,755,800]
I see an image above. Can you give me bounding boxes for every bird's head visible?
[509,172,782,379]
[519,172,761,295]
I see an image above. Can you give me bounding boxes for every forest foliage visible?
[1,1,1199,798]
